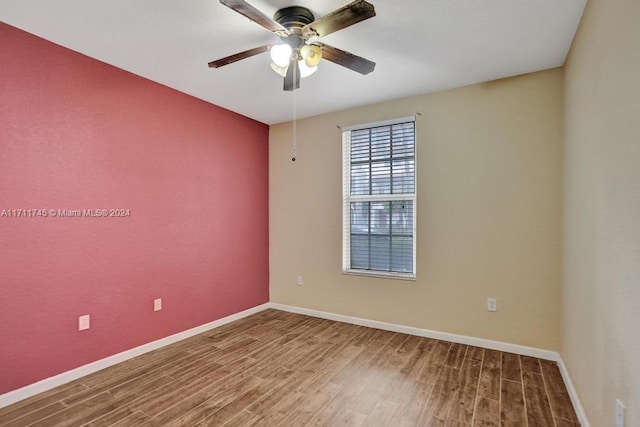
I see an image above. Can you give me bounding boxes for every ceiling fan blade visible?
[283,58,300,91]
[302,0,375,38]
[319,43,375,75]
[208,45,272,68]
[220,0,289,35]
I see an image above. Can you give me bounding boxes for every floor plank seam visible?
[539,360,558,427]
[470,348,485,426]
[518,356,530,427]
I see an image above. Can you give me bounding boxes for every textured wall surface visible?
[563,0,640,425]
[270,69,563,351]
[0,23,269,394]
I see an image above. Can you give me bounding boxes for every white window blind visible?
[342,116,416,279]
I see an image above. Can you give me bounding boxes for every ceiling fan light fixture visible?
[298,60,317,78]
[301,44,322,68]
[270,44,292,67]
[271,60,315,79]
[270,62,289,78]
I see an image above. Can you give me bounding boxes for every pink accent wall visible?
[0,23,269,394]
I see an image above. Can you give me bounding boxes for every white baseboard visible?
[0,303,270,409]
[268,302,559,361]
[557,357,591,427]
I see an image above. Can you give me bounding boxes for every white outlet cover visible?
[616,399,625,427]
[296,276,303,286]
[487,298,497,312]
[78,314,90,331]
[154,298,162,311]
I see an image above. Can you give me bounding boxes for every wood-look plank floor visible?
[0,310,579,426]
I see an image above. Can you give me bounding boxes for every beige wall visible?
[270,69,563,350]
[563,0,640,425]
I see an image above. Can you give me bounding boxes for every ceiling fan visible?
[208,0,376,91]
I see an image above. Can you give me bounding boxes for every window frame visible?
[342,116,417,280]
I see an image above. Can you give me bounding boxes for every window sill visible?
[342,269,416,281]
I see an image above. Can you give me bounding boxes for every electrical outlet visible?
[487,298,497,312]
[154,298,162,312]
[615,399,625,427]
[296,275,303,286]
[78,314,90,331]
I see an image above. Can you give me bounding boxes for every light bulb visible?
[270,44,292,67]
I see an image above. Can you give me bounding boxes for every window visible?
[342,116,416,279]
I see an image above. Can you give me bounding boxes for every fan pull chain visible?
[291,65,298,162]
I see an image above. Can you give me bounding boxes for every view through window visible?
[342,117,416,278]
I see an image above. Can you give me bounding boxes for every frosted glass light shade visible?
[298,60,317,78]
[270,44,292,67]
[270,62,288,77]
[269,43,318,80]
[301,44,322,67]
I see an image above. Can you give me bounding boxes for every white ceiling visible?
[1,0,586,125]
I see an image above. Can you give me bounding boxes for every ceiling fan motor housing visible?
[274,6,315,50]
[273,6,315,30]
